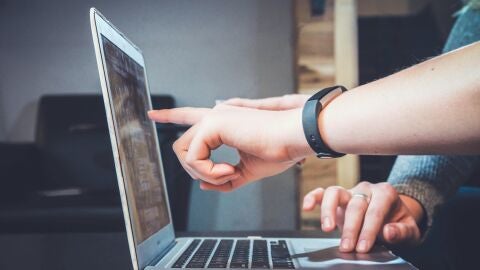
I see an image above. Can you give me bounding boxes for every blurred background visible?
[0,0,464,269]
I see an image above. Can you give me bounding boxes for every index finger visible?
[224,97,284,110]
[148,107,211,125]
[224,95,307,111]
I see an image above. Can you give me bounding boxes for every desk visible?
[0,230,415,270]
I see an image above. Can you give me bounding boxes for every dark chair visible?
[0,94,191,233]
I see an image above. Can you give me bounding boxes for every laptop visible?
[89,7,416,270]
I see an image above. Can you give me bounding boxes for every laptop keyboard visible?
[209,240,234,268]
[172,239,294,269]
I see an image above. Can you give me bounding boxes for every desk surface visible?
[0,231,416,270]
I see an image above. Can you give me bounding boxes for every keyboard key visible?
[172,239,201,268]
[230,240,250,268]
[185,239,217,268]
[271,240,295,269]
[252,240,270,269]
[208,239,233,268]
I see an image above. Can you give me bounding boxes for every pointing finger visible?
[224,97,285,110]
[148,107,211,125]
[224,95,308,111]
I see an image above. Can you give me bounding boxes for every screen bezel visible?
[90,8,175,270]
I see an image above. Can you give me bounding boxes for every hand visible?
[224,94,309,111]
[148,104,314,192]
[303,182,424,253]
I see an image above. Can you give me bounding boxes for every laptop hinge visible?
[148,240,177,267]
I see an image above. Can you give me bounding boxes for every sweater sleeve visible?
[387,155,480,227]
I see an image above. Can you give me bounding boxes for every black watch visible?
[302,85,347,158]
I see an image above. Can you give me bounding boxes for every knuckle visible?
[202,115,220,130]
[213,103,229,111]
[172,140,181,151]
[386,187,398,198]
[326,185,343,194]
[357,181,371,189]
[185,155,196,166]
[377,183,397,198]
[312,187,324,194]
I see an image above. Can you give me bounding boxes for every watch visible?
[302,85,347,158]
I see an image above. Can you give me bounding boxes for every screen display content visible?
[102,35,170,244]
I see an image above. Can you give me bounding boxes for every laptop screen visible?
[102,35,170,244]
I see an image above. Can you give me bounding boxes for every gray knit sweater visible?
[387,6,480,227]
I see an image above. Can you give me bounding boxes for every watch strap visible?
[302,85,347,158]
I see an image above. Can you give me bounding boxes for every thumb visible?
[382,221,421,245]
[185,122,237,184]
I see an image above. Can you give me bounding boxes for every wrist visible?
[282,108,316,160]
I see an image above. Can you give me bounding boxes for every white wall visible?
[0,0,297,230]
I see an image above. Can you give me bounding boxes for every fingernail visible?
[322,217,332,230]
[341,238,351,250]
[387,225,397,240]
[357,240,368,252]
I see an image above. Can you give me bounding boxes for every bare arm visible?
[149,42,480,191]
[320,41,480,155]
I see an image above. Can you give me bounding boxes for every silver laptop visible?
[90,7,415,270]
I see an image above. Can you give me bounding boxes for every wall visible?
[0,90,4,140]
[0,0,297,230]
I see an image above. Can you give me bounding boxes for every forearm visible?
[320,42,480,155]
